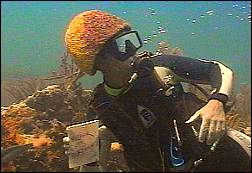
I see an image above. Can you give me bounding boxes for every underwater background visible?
[1,2,251,172]
[1,1,251,95]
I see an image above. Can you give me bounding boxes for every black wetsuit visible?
[90,54,241,171]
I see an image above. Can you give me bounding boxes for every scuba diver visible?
[63,10,251,172]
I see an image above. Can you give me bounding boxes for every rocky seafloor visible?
[1,85,128,172]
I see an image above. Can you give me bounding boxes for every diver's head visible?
[95,29,142,88]
[64,10,142,76]
[94,27,143,79]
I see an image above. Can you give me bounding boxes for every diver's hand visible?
[185,99,226,145]
[63,136,71,155]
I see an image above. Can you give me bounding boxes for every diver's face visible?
[108,54,134,78]
[96,29,142,82]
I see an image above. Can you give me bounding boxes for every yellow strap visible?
[104,84,126,96]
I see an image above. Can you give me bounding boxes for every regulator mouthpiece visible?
[132,56,154,78]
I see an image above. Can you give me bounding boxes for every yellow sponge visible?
[65,10,131,75]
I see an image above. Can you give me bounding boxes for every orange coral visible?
[110,142,124,152]
[65,10,131,75]
[18,134,54,148]
[31,134,53,148]
[1,102,41,147]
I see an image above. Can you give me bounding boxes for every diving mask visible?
[108,31,143,61]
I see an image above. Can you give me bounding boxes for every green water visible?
[1,1,251,89]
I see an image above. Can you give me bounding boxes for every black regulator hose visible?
[131,55,155,78]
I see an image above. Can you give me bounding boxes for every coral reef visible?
[1,101,41,147]
[42,51,86,93]
[1,84,93,172]
[233,84,251,124]
[225,84,251,135]
[1,51,84,107]
[1,51,96,172]
[1,101,54,172]
[1,78,47,106]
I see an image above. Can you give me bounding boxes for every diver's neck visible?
[103,75,129,89]
[103,74,131,89]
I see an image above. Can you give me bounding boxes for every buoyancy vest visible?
[90,68,208,171]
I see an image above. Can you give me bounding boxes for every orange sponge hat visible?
[65,10,131,75]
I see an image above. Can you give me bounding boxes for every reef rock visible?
[1,84,95,172]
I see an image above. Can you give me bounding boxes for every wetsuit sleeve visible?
[152,55,234,103]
